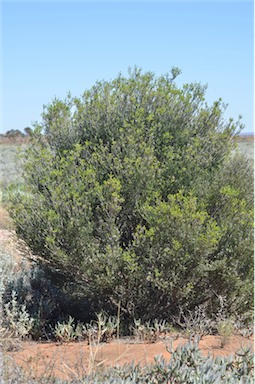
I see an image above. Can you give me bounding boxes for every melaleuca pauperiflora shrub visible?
[8,67,254,320]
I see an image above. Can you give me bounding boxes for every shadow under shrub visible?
[2,264,95,340]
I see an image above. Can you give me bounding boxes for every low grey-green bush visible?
[7,67,254,321]
[3,290,34,338]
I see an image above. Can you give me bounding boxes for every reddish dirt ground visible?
[7,335,254,381]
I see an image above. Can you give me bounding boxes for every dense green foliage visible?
[8,67,253,320]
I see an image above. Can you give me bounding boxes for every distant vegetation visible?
[0,127,33,144]
[1,129,25,138]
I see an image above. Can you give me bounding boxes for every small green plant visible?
[86,312,119,344]
[104,314,119,342]
[153,318,168,339]
[3,290,34,338]
[132,318,152,342]
[217,319,234,348]
[132,318,169,342]
[53,312,119,344]
[54,316,83,343]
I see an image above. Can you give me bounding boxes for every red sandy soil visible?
[6,335,254,381]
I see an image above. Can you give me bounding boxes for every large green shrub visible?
[8,67,253,320]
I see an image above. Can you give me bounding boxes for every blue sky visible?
[1,1,254,134]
